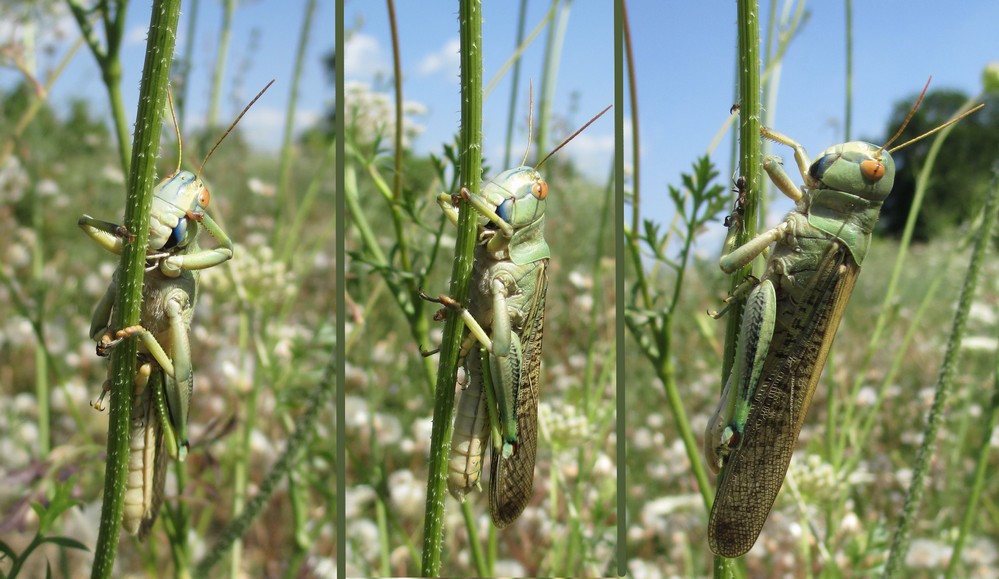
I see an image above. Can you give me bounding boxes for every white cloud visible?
[417,37,460,79]
[239,106,321,152]
[182,106,321,154]
[561,130,615,181]
[344,33,387,81]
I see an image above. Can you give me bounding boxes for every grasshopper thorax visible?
[808,142,895,202]
[148,170,210,252]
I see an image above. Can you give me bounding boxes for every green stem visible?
[883,161,999,576]
[207,0,235,130]
[90,1,182,576]
[503,0,529,169]
[535,0,570,157]
[726,0,762,389]
[461,501,489,576]
[176,0,199,126]
[844,0,853,141]
[66,0,131,174]
[229,310,253,576]
[945,283,999,578]
[387,0,403,204]
[104,61,131,175]
[195,352,336,575]
[274,0,317,242]
[836,95,982,465]
[711,1,761,575]
[420,1,482,574]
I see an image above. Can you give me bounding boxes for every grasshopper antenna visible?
[197,79,276,179]
[521,80,534,168]
[166,87,183,176]
[888,103,984,154]
[879,76,985,155]
[535,104,612,170]
[880,76,932,153]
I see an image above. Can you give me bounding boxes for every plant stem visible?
[176,0,199,126]
[90,0,182,576]
[711,1,761,575]
[844,0,853,141]
[274,0,317,243]
[65,0,131,175]
[195,351,336,575]
[420,0,482,574]
[836,95,982,464]
[207,0,235,131]
[946,261,999,577]
[884,161,999,577]
[535,0,570,157]
[503,0,529,169]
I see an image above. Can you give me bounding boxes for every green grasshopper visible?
[80,82,271,536]
[704,84,981,558]
[425,105,611,527]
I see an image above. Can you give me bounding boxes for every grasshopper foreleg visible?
[159,211,234,276]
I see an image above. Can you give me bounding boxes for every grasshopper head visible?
[478,166,548,229]
[808,142,895,202]
[470,166,549,265]
[148,170,211,252]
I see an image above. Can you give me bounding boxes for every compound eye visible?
[198,185,211,208]
[860,159,885,181]
[532,180,548,200]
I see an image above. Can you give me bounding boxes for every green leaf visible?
[37,537,89,552]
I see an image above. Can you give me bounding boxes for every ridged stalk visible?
[90,1,182,576]
[420,0,482,574]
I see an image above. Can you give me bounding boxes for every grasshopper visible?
[704,83,982,558]
[80,82,271,536]
[424,105,611,527]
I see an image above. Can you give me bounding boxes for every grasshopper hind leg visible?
[488,336,536,528]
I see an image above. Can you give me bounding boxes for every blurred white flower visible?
[344,81,426,148]
[344,485,376,519]
[906,538,951,569]
[36,179,60,197]
[344,395,371,430]
[387,469,425,518]
[247,177,276,197]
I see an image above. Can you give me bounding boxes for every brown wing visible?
[489,260,548,528]
[708,243,860,558]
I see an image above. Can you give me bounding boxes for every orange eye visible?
[198,186,211,208]
[532,181,548,200]
[860,159,885,181]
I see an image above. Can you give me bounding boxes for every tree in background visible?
[877,89,999,241]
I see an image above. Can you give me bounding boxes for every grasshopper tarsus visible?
[91,381,111,411]
[420,346,440,358]
[418,288,462,309]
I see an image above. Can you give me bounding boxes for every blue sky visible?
[1,1,334,154]
[345,1,998,250]
[626,1,999,242]
[343,2,614,181]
